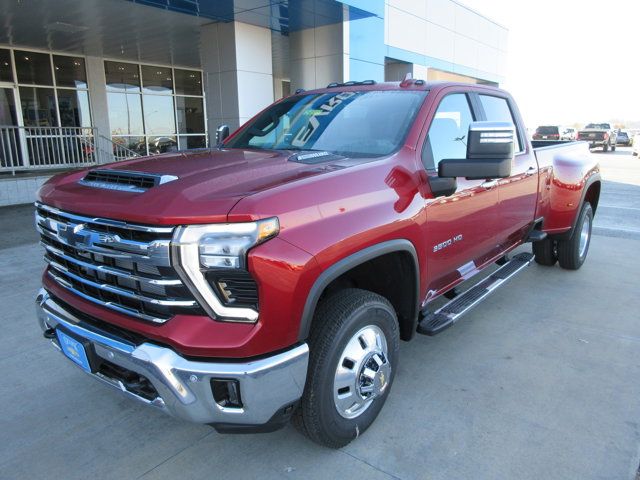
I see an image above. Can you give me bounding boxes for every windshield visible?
[536,126,559,134]
[224,90,428,157]
[585,123,611,129]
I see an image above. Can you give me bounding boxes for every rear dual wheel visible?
[533,202,593,270]
[557,202,593,270]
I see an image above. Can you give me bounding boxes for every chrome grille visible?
[35,202,201,323]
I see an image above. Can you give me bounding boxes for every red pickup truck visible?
[35,80,600,448]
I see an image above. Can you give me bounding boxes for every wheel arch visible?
[297,240,420,342]
[551,174,601,240]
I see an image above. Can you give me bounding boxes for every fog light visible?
[211,379,243,408]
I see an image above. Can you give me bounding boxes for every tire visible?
[293,288,399,448]
[611,145,616,151]
[532,237,557,266]
[557,202,593,270]
[602,143,609,152]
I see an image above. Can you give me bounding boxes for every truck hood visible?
[37,148,348,225]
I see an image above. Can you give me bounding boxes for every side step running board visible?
[417,252,534,336]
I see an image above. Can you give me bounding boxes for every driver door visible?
[420,91,502,299]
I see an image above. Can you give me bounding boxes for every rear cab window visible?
[478,94,523,153]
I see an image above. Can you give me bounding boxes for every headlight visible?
[172,218,279,322]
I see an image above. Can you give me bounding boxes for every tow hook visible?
[43,328,56,339]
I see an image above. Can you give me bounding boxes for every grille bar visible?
[36,213,172,267]
[37,202,174,234]
[42,242,182,287]
[36,202,201,323]
[46,258,196,308]
[48,270,167,323]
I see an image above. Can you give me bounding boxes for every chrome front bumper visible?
[36,289,309,428]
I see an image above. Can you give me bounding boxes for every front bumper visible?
[36,288,309,430]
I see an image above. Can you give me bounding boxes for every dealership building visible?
[0,0,507,205]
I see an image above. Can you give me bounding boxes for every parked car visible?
[532,125,562,140]
[616,130,632,146]
[35,81,600,448]
[532,125,576,141]
[562,127,576,140]
[576,123,617,151]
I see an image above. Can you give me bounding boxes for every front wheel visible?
[293,288,399,448]
[557,202,593,270]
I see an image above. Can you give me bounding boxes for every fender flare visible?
[297,239,420,341]
[552,172,601,240]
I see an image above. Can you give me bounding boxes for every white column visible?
[201,21,274,141]
[85,56,113,163]
[289,22,346,92]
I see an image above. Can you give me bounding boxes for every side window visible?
[478,95,522,152]
[422,93,474,170]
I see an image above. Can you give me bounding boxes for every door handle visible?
[525,166,536,176]
[481,179,498,190]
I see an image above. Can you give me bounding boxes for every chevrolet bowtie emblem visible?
[57,223,119,248]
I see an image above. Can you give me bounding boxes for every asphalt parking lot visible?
[1,147,640,480]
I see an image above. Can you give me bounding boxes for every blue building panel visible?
[344,0,385,82]
[349,59,384,82]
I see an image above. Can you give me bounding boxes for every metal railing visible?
[97,135,140,162]
[0,126,140,174]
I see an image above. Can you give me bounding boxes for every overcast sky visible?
[460,0,640,127]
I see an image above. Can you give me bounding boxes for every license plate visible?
[589,133,596,137]
[542,135,548,139]
[56,329,91,372]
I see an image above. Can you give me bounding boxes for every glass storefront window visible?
[176,96,204,134]
[178,135,206,150]
[147,136,178,155]
[105,61,140,93]
[107,92,144,135]
[15,51,53,86]
[105,61,206,154]
[174,69,202,96]
[142,95,175,135]
[112,135,146,154]
[53,56,87,89]
[19,87,58,127]
[0,49,13,83]
[57,90,92,128]
[141,65,173,94]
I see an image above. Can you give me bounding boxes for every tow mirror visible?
[438,121,514,180]
[216,124,230,145]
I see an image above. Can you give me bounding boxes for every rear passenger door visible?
[477,94,538,248]
[420,91,502,297]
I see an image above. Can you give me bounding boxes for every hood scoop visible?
[79,169,178,193]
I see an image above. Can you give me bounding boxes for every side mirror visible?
[438,121,514,180]
[216,124,230,145]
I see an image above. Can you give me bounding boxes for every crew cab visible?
[34,80,600,448]
[577,123,617,151]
